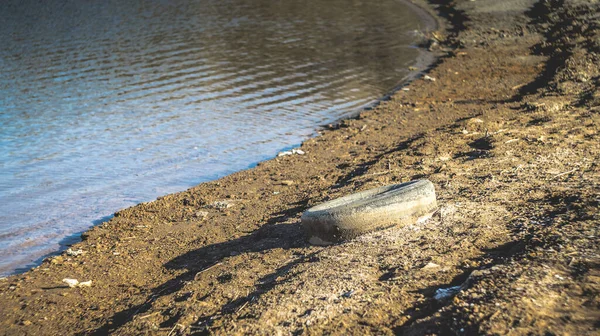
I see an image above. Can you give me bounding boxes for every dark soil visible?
[1,0,598,335]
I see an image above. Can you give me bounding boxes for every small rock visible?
[341,290,355,298]
[422,262,440,270]
[281,180,294,186]
[50,256,64,265]
[194,211,209,218]
[208,201,234,209]
[408,66,418,71]
[21,320,32,326]
[423,75,436,82]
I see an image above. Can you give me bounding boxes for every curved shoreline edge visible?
[343,0,441,120]
[1,0,442,278]
[1,0,599,334]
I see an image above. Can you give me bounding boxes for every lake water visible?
[0,0,430,276]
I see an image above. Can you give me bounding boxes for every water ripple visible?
[0,0,426,276]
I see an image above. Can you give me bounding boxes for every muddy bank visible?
[1,0,599,335]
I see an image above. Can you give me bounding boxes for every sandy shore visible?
[1,0,599,334]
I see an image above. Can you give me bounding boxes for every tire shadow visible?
[81,202,311,335]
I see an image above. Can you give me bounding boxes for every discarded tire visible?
[301,180,437,245]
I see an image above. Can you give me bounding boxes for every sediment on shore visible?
[1,0,599,335]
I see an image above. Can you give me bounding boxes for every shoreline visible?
[0,0,439,279]
[1,0,599,335]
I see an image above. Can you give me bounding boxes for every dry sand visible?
[1,0,599,335]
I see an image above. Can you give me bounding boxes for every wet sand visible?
[1,0,599,335]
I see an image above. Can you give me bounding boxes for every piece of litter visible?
[554,274,565,280]
[434,285,462,300]
[401,87,410,91]
[62,278,93,288]
[423,75,436,82]
[281,180,294,186]
[505,139,519,144]
[66,248,84,257]
[62,278,79,288]
[278,148,305,157]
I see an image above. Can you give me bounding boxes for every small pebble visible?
[422,262,440,270]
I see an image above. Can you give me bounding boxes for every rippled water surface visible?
[0,0,428,275]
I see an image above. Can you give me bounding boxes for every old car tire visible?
[301,180,437,245]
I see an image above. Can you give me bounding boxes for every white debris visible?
[62,278,93,288]
[423,75,436,82]
[62,278,80,288]
[66,248,84,257]
[278,148,305,157]
[78,280,93,287]
[401,87,410,91]
[434,285,462,300]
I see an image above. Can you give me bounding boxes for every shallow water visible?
[0,0,428,276]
